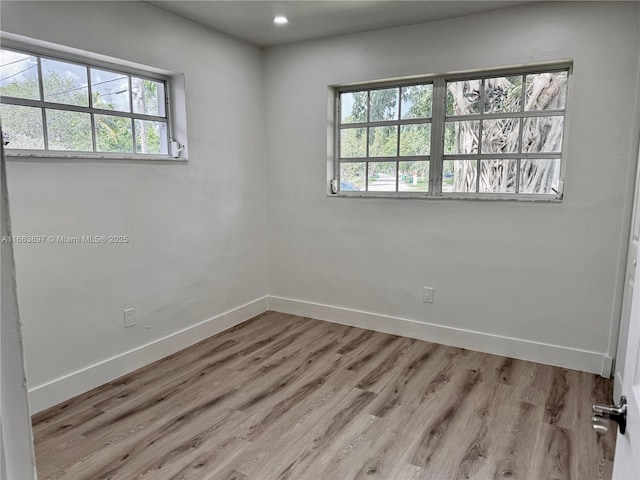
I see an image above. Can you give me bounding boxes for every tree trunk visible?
[447,73,565,194]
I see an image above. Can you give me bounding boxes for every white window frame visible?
[0,35,187,161]
[332,62,571,201]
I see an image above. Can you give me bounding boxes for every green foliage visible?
[340,128,366,158]
[47,110,92,151]
[1,72,93,150]
[401,85,432,118]
[368,161,395,179]
[1,75,39,100]
[369,88,397,121]
[0,104,43,149]
[96,115,132,153]
[135,120,162,154]
[347,91,367,123]
[369,126,396,157]
[339,85,433,191]
[340,162,366,188]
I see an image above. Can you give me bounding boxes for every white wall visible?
[1,1,268,412]
[264,2,640,373]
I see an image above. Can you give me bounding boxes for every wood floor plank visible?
[406,365,493,473]
[487,388,546,479]
[315,413,391,480]
[243,388,379,480]
[226,361,369,476]
[30,311,291,430]
[573,372,615,480]
[136,425,251,480]
[62,407,246,480]
[73,317,311,442]
[32,312,616,480]
[295,411,383,479]
[226,384,361,478]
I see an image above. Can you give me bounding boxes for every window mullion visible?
[90,113,97,153]
[36,56,45,102]
[36,57,49,150]
[40,107,48,151]
[365,161,370,191]
[129,76,137,153]
[395,115,401,192]
[128,76,134,115]
[430,77,446,195]
[334,92,340,185]
[87,67,93,108]
[87,67,97,152]
[365,90,370,191]
[516,75,526,193]
[476,79,486,193]
[365,91,370,160]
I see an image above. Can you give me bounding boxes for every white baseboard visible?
[268,296,607,375]
[30,295,610,414]
[28,297,269,414]
[601,355,614,378]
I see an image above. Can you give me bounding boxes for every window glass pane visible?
[446,79,481,115]
[95,114,132,153]
[443,160,477,193]
[135,120,168,154]
[482,118,520,154]
[42,58,88,107]
[46,109,92,151]
[399,161,429,192]
[519,159,560,194]
[479,159,517,193]
[340,127,366,158]
[525,72,567,111]
[444,120,479,154]
[401,84,432,119]
[522,116,564,153]
[370,88,399,121]
[0,49,40,100]
[340,91,367,124]
[0,104,44,149]
[367,162,396,191]
[132,77,165,117]
[91,68,130,112]
[400,124,430,156]
[369,125,397,157]
[484,76,522,113]
[340,162,365,191]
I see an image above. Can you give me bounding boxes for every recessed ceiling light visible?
[273,16,288,25]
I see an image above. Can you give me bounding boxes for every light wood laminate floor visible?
[33,312,615,480]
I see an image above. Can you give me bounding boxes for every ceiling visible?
[146,1,531,47]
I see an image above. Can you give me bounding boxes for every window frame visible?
[0,39,183,161]
[337,80,434,194]
[333,62,571,201]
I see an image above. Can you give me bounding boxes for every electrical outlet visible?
[124,308,135,328]
[423,287,434,303]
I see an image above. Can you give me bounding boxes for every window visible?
[335,64,569,199]
[0,45,177,158]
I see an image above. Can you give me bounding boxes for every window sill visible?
[4,150,187,162]
[329,192,562,202]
